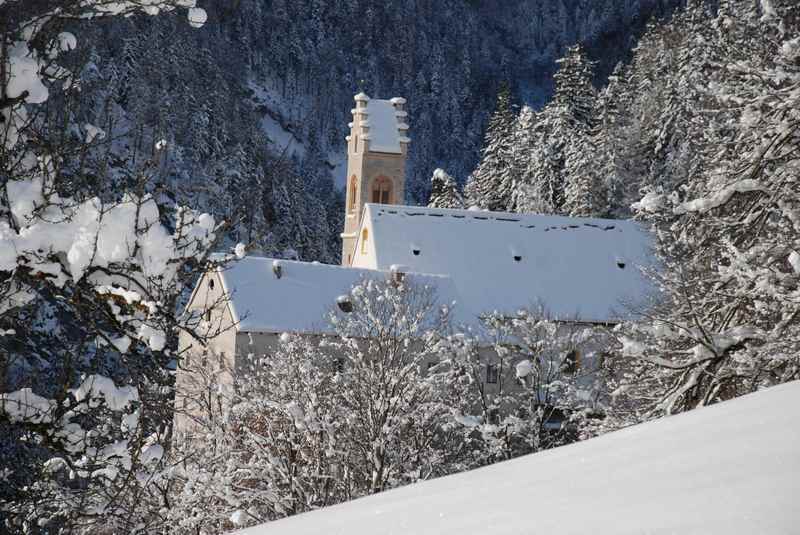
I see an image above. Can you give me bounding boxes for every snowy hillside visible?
[237,381,800,535]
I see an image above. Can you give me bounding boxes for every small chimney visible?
[390,264,409,286]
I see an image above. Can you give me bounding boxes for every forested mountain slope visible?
[71,0,681,263]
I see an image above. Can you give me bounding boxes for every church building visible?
[175,93,654,434]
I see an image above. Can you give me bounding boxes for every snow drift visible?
[235,381,800,535]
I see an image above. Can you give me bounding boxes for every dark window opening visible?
[209,278,215,290]
[412,248,420,256]
[337,297,354,313]
[486,364,499,384]
[513,255,522,262]
[616,261,626,269]
[562,349,580,375]
[488,408,500,424]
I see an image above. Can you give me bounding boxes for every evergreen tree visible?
[515,45,597,215]
[427,168,464,209]
[464,83,517,211]
[563,135,606,217]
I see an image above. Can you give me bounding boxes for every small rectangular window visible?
[486,364,498,384]
[562,349,581,375]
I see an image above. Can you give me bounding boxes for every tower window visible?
[361,228,369,254]
[372,176,392,204]
[348,176,358,213]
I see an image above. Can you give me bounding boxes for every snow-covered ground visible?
[236,381,800,535]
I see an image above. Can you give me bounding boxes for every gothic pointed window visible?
[372,176,392,205]
[348,176,357,213]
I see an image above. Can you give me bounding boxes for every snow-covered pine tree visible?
[563,132,606,217]
[515,45,598,215]
[464,83,517,211]
[552,44,597,128]
[509,105,543,213]
[593,65,628,217]
[427,168,464,209]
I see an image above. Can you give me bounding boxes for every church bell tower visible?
[341,92,410,266]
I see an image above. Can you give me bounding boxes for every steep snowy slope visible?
[237,381,800,535]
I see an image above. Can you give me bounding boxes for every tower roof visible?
[351,93,410,154]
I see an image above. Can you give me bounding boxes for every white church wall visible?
[174,270,238,437]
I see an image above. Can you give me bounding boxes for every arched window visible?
[361,228,369,254]
[348,176,358,213]
[372,176,392,204]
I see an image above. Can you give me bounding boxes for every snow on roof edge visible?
[360,203,656,324]
[213,256,470,335]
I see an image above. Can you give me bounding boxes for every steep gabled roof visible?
[215,256,474,334]
[354,204,655,323]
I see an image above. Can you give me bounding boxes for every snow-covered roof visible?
[355,204,655,323]
[351,93,408,154]
[214,257,473,334]
[235,380,800,535]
